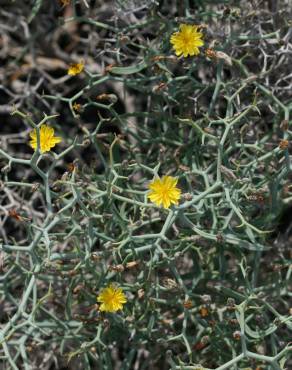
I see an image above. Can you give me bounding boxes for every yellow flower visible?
[97,284,127,313]
[170,24,204,57]
[148,175,181,209]
[67,60,84,76]
[29,124,62,153]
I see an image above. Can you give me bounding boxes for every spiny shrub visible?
[0,1,291,369]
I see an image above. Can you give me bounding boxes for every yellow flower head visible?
[170,24,204,57]
[148,175,181,209]
[29,124,62,153]
[67,60,84,76]
[97,284,127,313]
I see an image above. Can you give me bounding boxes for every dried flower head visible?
[170,24,204,57]
[29,124,62,153]
[233,331,241,340]
[97,284,127,313]
[183,300,193,309]
[72,102,81,111]
[137,288,145,299]
[205,48,217,59]
[280,120,289,131]
[126,261,139,269]
[104,63,116,73]
[279,139,289,150]
[67,162,77,173]
[148,176,181,209]
[109,264,125,272]
[194,341,207,351]
[8,209,23,222]
[199,306,209,317]
[67,60,84,76]
[96,93,118,104]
